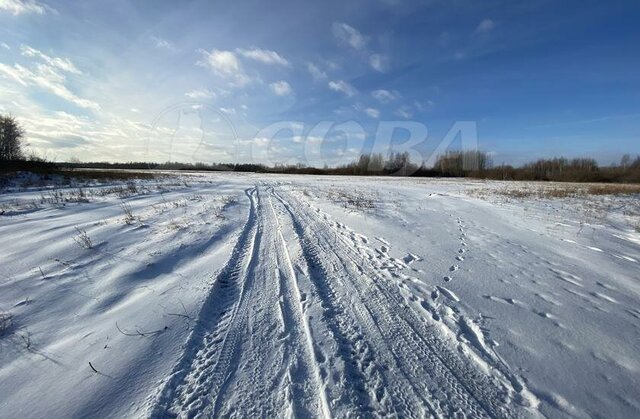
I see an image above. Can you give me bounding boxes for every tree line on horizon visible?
[43,151,640,183]
[1,114,640,183]
[331,151,640,183]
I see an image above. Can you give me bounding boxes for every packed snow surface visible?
[0,173,638,418]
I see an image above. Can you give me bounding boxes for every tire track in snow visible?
[272,189,441,417]
[272,187,530,418]
[214,187,329,417]
[265,189,332,418]
[150,187,261,417]
[151,186,330,418]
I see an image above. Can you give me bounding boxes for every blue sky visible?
[0,0,639,166]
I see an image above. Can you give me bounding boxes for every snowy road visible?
[1,174,638,418]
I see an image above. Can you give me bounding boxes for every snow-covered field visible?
[1,172,638,418]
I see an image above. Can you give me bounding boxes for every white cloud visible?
[0,61,99,110]
[369,53,389,72]
[0,80,247,163]
[414,99,435,112]
[0,83,147,161]
[20,45,82,74]
[219,107,236,115]
[236,48,290,66]
[332,22,367,50]
[18,111,94,153]
[328,80,357,97]
[199,49,240,75]
[151,36,176,51]
[476,19,495,33]
[371,89,399,103]
[19,111,152,161]
[395,105,413,119]
[270,80,292,96]
[0,63,29,86]
[306,135,324,145]
[185,88,215,99]
[5,45,100,111]
[353,103,380,119]
[307,62,327,81]
[198,49,252,87]
[252,137,269,147]
[364,107,380,118]
[32,69,99,110]
[0,0,48,15]
[1,43,10,50]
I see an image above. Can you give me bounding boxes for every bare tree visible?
[621,154,631,168]
[0,115,25,161]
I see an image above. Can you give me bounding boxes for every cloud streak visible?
[364,107,380,118]
[332,22,368,50]
[151,36,176,51]
[328,80,357,97]
[0,0,49,15]
[20,45,82,74]
[476,19,495,33]
[197,49,252,87]
[0,47,99,111]
[307,63,327,81]
[236,48,290,66]
[185,88,215,99]
[369,54,389,72]
[371,89,399,103]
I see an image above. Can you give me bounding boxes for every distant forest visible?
[2,151,637,184]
